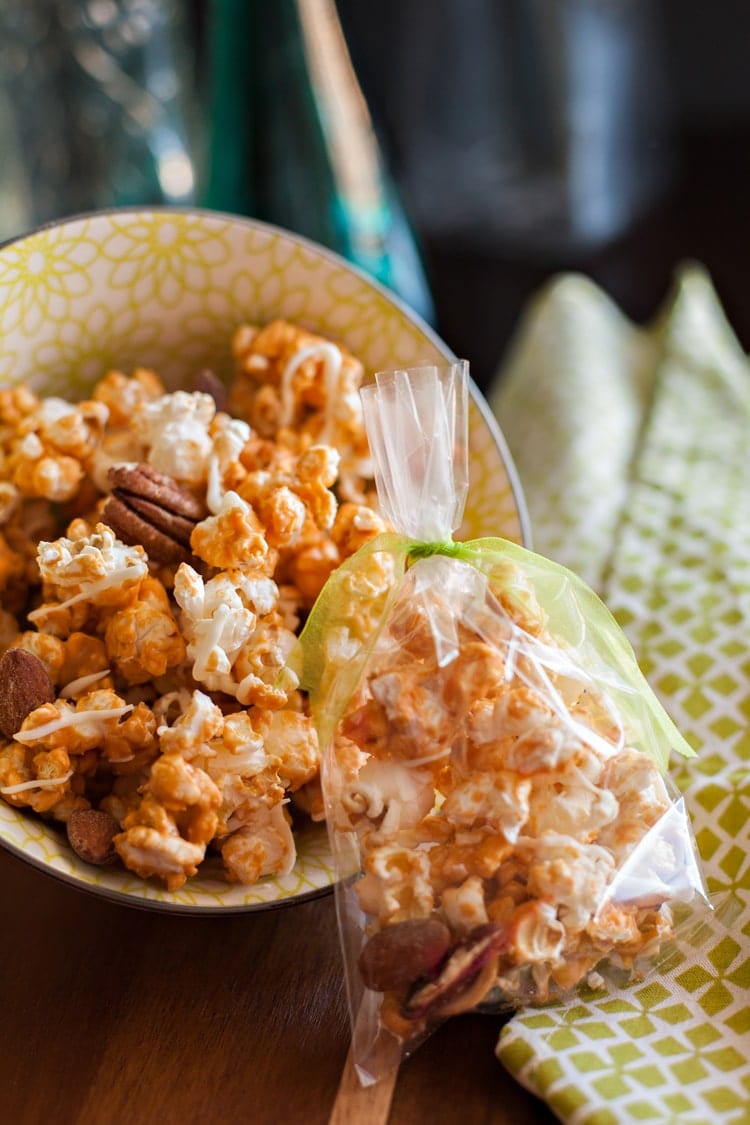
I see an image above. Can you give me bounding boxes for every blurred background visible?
[1,0,748,391]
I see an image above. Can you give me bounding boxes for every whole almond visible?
[0,648,56,738]
[358,917,452,993]
[67,808,119,866]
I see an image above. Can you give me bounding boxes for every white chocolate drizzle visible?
[0,771,74,795]
[59,669,111,698]
[279,342,342,442]
[14,704,134,744]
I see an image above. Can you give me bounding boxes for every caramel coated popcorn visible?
[327,554,702,1032]
[0,320,383,890]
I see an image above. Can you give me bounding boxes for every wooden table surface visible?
[0,845,556,1124]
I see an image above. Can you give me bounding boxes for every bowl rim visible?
[0,829,334,916]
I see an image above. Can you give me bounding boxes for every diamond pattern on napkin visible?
[492,267,750,1124]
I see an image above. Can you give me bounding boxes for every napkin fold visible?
[490,265,750,1125]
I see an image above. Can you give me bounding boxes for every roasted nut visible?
[66,808,119,865]
[108,462,206,522]
[358,917,452,993]
[192,368,228,413]
[102,463,206,565]
[401,923,507,1020]
[0,649,56,738]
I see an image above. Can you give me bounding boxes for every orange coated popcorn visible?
[103,575,186,685]
[92,368,165,428]
[4,396,107,503]
[0,319,384,890]
[322,547,705,1039]
[230,319,372,501]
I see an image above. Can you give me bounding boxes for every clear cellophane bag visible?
[295,362,708,1085]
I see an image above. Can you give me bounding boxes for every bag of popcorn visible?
[293,361,709,1085]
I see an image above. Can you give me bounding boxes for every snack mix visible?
[306,364,706,1054]
[334,556,689,1031]
[0,320,386,890]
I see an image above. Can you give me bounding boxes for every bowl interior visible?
[0,208,528,911]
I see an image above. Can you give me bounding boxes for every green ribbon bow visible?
[293,531,696,773]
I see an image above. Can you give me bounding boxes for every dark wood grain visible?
[0,847,554,1124]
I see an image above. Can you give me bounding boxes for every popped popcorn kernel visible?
[59,632,111,691]
[0,385,39,430]
[104,576,186,685]
[191,491,270,572]
[12,631,67,685]
[93,368,165,428]
[220,802,295,884]
[136,390,215,485]
[331,502,388,557]
[34,522,148,616]
[12,450,84,503]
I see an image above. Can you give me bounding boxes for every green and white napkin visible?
[490,266,750,1125]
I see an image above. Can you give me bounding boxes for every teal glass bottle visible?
[202,0,434,323]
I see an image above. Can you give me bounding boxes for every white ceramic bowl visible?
[0,208,528,912]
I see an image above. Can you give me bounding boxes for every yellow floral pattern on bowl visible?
[0,208,527,914]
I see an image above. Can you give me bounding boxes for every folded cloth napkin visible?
[490,265,750,1124]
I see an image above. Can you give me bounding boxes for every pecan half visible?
[401,922,507,1021]
[102,463,206,565]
